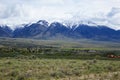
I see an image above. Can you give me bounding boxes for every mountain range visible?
[0,20,120,41]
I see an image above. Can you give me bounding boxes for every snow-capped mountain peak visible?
[37,20,49,27]
[62,20,98,30]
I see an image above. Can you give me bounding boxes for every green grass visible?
[0,58,120,80]
[0,38,120,80]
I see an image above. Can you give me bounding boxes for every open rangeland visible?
[0,58,120,80]
[0,38,120,80]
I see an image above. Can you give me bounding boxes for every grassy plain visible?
[0,58,120,80]
[0,38,120,80]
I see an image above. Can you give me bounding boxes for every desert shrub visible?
[72,68,82,76]
[5,60,12,65]
[8,70,19,77]
[29,55,37,59]
[17,75,25,80]
[50,71,65,78]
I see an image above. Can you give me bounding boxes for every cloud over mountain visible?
[0,0,120,29]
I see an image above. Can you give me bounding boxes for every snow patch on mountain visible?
[62,19,98,30]
[37,20,49,27]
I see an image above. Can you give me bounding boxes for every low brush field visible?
[0,38,120,80]
[0,58,120,80]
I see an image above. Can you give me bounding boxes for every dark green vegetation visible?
[0,38,120,80]
[0,46,120,60]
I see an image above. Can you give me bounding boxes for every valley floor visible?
[0,58,120,80]
[0,38,120,80]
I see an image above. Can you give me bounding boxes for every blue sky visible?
[0,0,120,29]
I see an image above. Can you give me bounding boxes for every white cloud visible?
[0,0,120,29]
